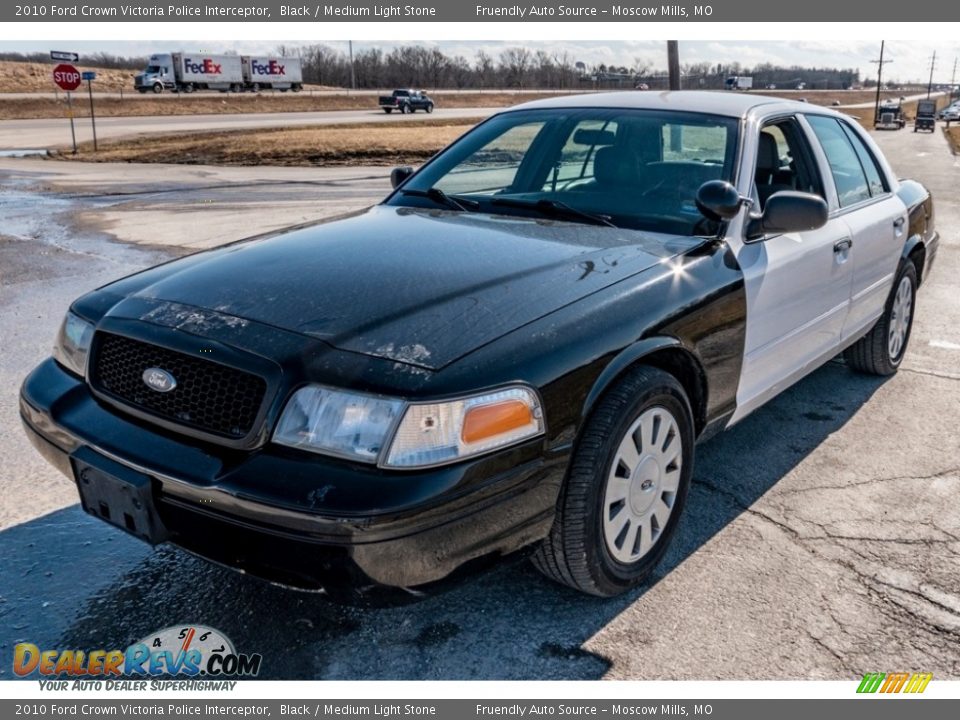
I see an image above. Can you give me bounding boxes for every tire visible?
[400,104,408,114]
[532,366,694,596]
[152,83,163,94]
[384,108,392,114]
[426,103,434,114]
[183,84,195,94]
[250,83,260,93]
[845,260,918,376]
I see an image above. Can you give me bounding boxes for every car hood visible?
[113,206,697,370]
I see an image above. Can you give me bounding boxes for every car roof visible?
[507,90,828,119]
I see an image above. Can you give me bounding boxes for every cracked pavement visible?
[0,125,958,680]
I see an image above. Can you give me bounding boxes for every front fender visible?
[581,336,694,421]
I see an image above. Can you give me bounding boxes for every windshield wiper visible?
[490,197,617,228]
[400,187,479,212]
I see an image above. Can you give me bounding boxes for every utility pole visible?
[871,41,892,125]
[348,40,356,91]
[950,57,957,100]
[667,41,680,91]
[926,50,936,98]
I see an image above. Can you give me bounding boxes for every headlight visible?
[52,311,94,377]
[273,384,545,469]
[382,386,544,469]
[273,386,404,463]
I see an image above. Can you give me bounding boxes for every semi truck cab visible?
[135,54,176,94]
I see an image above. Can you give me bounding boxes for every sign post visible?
[82,71,98,151]
[52,63,82,154]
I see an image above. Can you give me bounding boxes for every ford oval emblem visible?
[142,367,177,393]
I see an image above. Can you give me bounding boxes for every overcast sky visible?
[2,40,956,84]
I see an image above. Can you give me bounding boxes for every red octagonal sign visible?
[52,63,81,91]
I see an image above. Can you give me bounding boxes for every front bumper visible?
[20,358,564,589]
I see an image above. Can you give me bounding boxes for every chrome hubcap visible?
[888,275,913,360]
[603,406,682,564]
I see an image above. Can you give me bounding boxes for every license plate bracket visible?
[72,446,168,545]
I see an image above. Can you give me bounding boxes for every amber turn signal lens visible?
[461,400,534,444]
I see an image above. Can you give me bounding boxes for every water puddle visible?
[0,149,48,158]
[0,180,168,270]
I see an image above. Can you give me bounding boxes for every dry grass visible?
[0,60,135,93]
[0,90,576,120]
[63,118,481,166]
[946,126,960,155]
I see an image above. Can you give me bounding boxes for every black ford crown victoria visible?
[21,92,938,596]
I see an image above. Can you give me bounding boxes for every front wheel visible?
[152,83,163,94]
[845,261,917,375]
[532,366,694,596]
[426,103,434,114]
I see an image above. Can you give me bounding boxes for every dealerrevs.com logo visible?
[13,625,262,685]
[857,672,933,694]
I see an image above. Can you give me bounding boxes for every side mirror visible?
[746,191,829,240]
[390,166,414,189]
[696,180,743,221]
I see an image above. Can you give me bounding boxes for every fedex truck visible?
[135,53,244,93]
[241,56,303,92]
[724,76,754,91]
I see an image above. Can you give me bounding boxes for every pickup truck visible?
[22,91,938,598]
[378,89,434,114]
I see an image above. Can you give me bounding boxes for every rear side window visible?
[806,115,871,207]
[839,122,888,197]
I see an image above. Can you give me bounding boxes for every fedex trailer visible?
[242,56,303,92]
[134,53,244,94]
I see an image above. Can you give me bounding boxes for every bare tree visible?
[475,50,495,89]
[500,47,532,88]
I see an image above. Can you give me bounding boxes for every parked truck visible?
[134,53,303,94]
[135,53,244,94]
[914,99,937,133]
[241,56,303,92]
[724,76,753,91]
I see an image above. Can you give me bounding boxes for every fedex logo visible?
[250,59,286,76]
[183,58,222,75]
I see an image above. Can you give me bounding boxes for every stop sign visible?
[52,63,82,91]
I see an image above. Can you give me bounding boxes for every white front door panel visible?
[730,219,854,423]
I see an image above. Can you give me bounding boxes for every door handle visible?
[833,238,853,253]
[893,217,906,229]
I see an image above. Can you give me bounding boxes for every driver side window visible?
[753,117,824,210]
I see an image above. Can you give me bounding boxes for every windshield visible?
[145,65,162,74]
[388,107,740,235]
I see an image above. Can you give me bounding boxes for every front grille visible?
[91,333,267,439]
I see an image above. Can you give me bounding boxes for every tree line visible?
[1,48,862,91]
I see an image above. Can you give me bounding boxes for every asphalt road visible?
[0,128,957,680]
[0,107,499,151]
